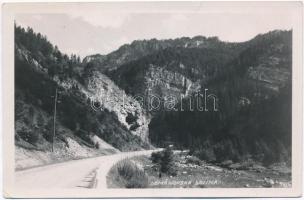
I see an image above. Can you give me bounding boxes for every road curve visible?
[15,149,159,189]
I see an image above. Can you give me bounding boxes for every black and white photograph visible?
[1,1,303,198]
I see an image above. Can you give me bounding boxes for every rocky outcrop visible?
[145,65,201,97]
[15,25,151,163]
[48,70,151,142]
[84,72,150,141]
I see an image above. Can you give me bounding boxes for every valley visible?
[14,24,292,188]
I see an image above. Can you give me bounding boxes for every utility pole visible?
[52,88,58,152]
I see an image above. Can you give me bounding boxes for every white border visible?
[1,1,303,198]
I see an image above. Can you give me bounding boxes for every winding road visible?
[15,149,158,189]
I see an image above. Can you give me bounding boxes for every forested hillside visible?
[86,30,292,165]
[15,23,292,168]
[14,25,150,169]
[148,31,292,165]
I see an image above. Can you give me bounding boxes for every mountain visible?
[85,30,292,165]
[14,26,150,169]
[85,31,291,110]
[15,24,292,168]
[83,36,242,73]
[148,30,292,164]
[85,37,245,112]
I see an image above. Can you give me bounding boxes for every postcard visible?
[1,1,303,198]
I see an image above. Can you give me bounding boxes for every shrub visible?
[262,151,276,167]
[195,148,216,162]
[160,147,174,173]
[186,156,202,165]
[36,113,45,127]
[238,159,254,170]
[111,159,148,188]
[18,129,39,144]
[151,151,164,164]
[44,120,54,142]
[151,147,177,176]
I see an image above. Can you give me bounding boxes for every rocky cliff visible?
[14,26,151,169]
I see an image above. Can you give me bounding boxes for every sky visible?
[15,6,293,58]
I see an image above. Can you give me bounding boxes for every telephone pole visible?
[52,88,58,152]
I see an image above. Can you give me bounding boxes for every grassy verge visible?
[107,158,148,188]
[107,150,291,188]
[134,152,291,188]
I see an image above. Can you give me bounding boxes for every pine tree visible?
[160,146,174,173]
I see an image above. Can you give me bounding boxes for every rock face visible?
[142,65,201,112]
[108,64,201,112]
[84,72,150,141]
[50,72,151,142]
[241,31,292,95]
[14,25,150,166]
[144,65,201,98]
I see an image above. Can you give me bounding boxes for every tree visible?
[160,146,175,173]
[37,113,45,127]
